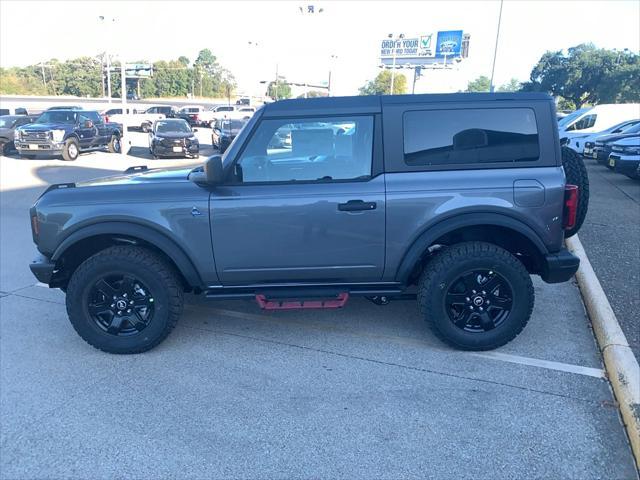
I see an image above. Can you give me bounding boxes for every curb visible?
[566,235,640,465]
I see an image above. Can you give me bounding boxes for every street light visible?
[328,54,338,96]
[388,33,404,94]
[489,0,504,92]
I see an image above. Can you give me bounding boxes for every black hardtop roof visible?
[262,92,553,116]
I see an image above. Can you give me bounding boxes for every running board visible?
[255,293,349,310]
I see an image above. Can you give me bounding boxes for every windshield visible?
[221,120,245,131]
[35,111,77,124]
[558,108,589,128]
[156,121,191,133]
[621,122,640,134]
[0,118,15,128]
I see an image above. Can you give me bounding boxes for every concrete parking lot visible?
[0,135,637,478]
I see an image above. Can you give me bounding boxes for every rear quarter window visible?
[403,108,540,166]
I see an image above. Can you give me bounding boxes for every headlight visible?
[51,130,65,142]
[14,129,22,140]
[622,146,640,155]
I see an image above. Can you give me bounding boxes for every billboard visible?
[380,30,466,66]
[435,30,463,57]
[125,63,153,78]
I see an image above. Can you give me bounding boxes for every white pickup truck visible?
[102,106,166,132]
[207,105,256,127]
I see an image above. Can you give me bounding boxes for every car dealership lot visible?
[0,144,637,478]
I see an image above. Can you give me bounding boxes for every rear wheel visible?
[417,241,534,351]
[66,246,183,354]
[62,138,80,161]
[0,140,7,155]
[561,146,589,238]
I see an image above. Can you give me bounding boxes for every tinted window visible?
[156,120,191,133]
[567,114,596,131]
[216,106,234,112]
[15,108,28,115]
[36,111,77,124]
[403,108,539,166]
[0,109,9,116]
[236,116,374,183]
[85,111,103,124]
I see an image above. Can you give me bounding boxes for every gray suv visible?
[29,93,581,354]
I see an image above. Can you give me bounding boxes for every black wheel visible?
[66,246,183,354]
[62,138,80,161]
[417,242,534,351]
[0,140,7,155]
[107,135,120,153]
[561,146,589,238]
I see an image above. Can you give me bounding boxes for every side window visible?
[236,116,374,183]
[78,114,90,126]
[86,111,103,124]
[0,109,9,116]
[567,114,597,131]
[403,108,539,166]
[15,108,28,115]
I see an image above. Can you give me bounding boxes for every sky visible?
[1,0,639,97]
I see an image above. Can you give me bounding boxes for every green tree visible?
[267,78,292,100]
[178,56,190,67]
[466,75,491,92]
[498,78,521,92]
[521,44,640,108]
[358,70,407,95]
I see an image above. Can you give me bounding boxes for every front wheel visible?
[417,241,534,351]
[107,135,120,153]
[66,246,184,354]
[62,138,80,161]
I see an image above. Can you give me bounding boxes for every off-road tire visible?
[66,246,183,354]
[417,241,534,351]
[107,134,120,153]
[61,138,80,161]
[561,146,589,238]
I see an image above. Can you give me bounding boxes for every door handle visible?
[338,200,377,212]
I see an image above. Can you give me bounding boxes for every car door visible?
[75,113,96,148]
[210,114,385,285]
[85,111,108,145]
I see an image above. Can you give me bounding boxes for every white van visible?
[560,103,640,153]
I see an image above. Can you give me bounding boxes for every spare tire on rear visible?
[561,146,589,238]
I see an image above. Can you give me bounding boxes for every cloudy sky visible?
[1,0,638,97]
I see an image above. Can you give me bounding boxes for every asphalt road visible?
[0,138,637,478]
[578,159,640,361]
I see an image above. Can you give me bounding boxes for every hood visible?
[75,166,195,187]
[612,135,640,147]
[21,122,73,131]
[595,132,640,144]
[155,131,195,140]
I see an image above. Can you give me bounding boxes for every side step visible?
[255,293,349,310]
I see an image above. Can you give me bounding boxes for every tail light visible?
[563,184,579,230]
[31,214,40,238]
[104,116,110,123]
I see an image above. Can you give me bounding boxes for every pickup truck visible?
[29,93,588,354]
[103,106,166,132]
[15,109,122,161]
[174,105,215,127]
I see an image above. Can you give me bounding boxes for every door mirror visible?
[84,120,94,128]
[204,155,224,185]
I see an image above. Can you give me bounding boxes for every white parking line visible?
[188,305,606,379]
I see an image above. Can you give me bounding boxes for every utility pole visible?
[489,0,504,93]
[106,54,112,102]
[120,57,127,158]
[40,62,47,93]
[274,63,279,101]
[388,33,404,94]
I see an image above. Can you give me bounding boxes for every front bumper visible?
[16,141,65,155]
[29,253,56,284]
[540,248,580,283]
[611,154,640,177]
[154,143,199,157]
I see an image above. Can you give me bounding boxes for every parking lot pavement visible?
[1,150,637,479]
[578,160,640,361]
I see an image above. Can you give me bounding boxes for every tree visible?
[178,56,190,67]
[466,75,491,92]
[267,78,292,100]
[498,78,521,92]
[522,44,640,108]
[358,70,407,95]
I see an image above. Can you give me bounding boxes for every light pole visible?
[388,33,404,94]
[328,54,337,96]
[98,16,115,103]
[489,0,504,93]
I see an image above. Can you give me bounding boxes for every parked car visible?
[609,136,640,178]
[15,110,122,161]
[28,93,584,354]
[0,115,38,154]
[173,105,215,127]
[0,106,29,116]
[582,119,640,158]
[560,104,640,152]
[148,118,199,159]
[102,107,165,132]
[591,122,640,165]
[211,118,247,153]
